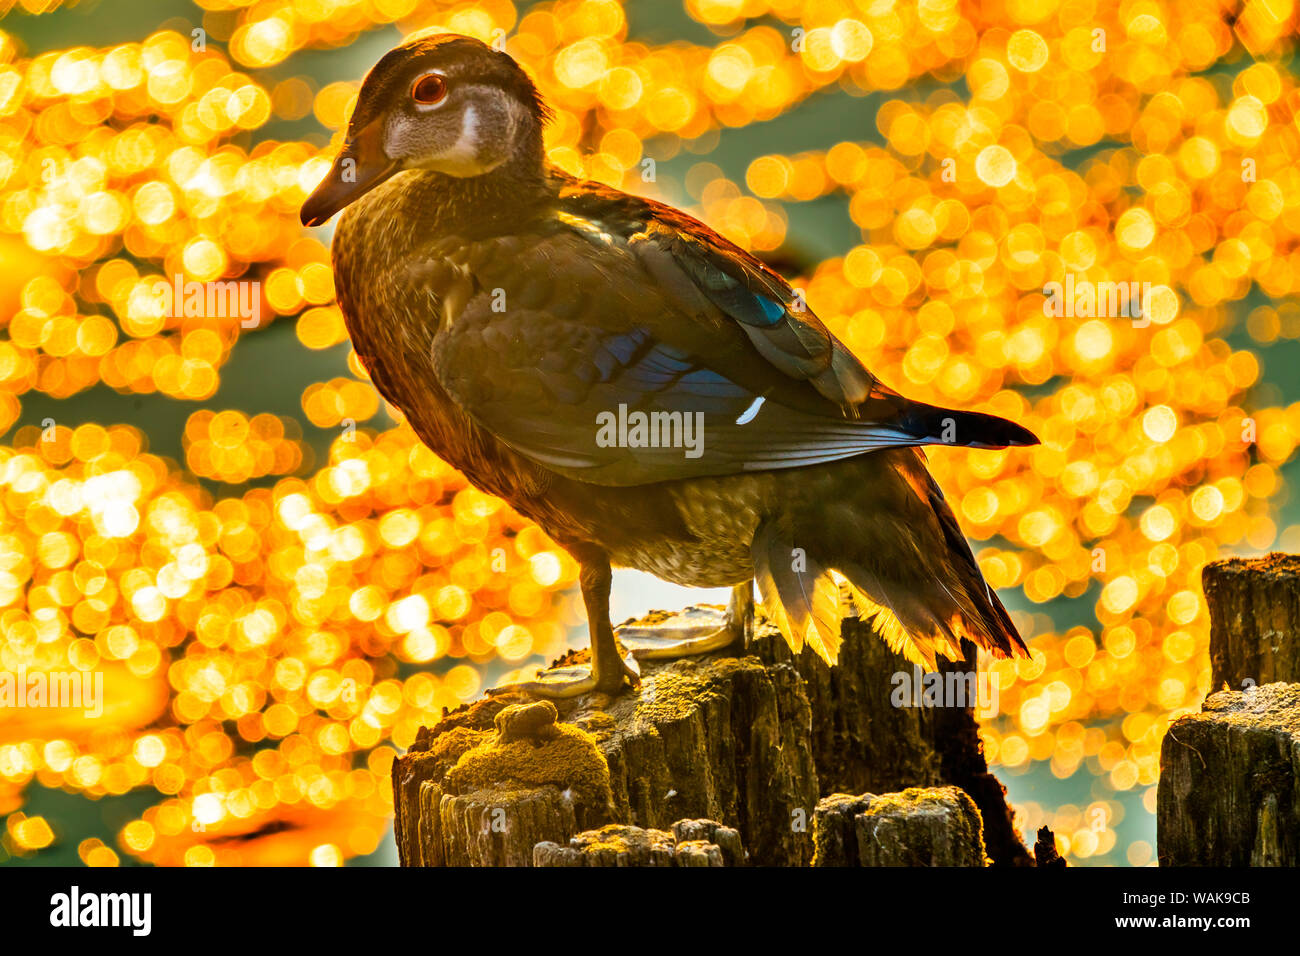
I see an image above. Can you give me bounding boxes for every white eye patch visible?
[437,104,479,167]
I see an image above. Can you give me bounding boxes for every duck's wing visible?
[423,183,1035,487]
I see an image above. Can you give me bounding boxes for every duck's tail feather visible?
[749,450,1028,670]
[752,517,843,665]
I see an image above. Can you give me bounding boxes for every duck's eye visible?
[411,73,448,106]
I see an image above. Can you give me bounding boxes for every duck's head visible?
[301,33,550,227]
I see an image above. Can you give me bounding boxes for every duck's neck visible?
[383,146,553,243]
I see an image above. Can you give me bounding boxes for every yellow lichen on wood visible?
[399,724,490,785]
[444,701,614,810]
[427,725,490,765]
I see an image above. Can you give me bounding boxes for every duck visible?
[301,32,1037,698]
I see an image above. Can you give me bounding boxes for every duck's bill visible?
[300,120,399,227]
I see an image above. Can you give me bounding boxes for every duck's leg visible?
[616,582,753,660]
[514,552,641,699]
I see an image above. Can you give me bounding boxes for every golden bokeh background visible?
[0,0,1297,866]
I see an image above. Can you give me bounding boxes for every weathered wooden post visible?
[750,609,1032,866]
[392,605,1038,866]
[394,650,820,866]
[1204,554,1300,690]
[812,787,989,866]
[1158,554,1300,866]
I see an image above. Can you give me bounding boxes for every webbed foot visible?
[617,606,738,658]
[510,651,641,699]
[618,584,753,661]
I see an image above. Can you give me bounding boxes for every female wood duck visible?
[301,33,1038,698]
